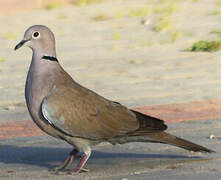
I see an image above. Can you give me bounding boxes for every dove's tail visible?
[111,110,214,153]
[145,131,215,153]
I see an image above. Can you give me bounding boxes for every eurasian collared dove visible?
[15,25,214,174]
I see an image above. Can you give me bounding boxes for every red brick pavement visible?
[1,99,220,139]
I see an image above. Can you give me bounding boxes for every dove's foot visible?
[50,148,79,172]
[65,150,91,174]
[51,149,91,175]
[67,167,90,174]
[52,167,89,175]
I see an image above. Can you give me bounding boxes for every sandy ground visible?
[1,0,221,109]
[0,0,75,15]
[0,0,221,179]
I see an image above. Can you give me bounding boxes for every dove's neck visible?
[30,50,58,76]
[33,47,57,60]
[25,49,59,114]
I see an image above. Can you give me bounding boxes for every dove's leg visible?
[68,149,91,174]
[51,148,79,172]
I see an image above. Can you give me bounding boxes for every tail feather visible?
[129,110,214,153]
[147,132,215,153]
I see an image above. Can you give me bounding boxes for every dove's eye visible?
[32,32,40,39]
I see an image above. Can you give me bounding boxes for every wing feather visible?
[41,84,139,140]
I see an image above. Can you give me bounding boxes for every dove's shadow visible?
[0,145,200,168]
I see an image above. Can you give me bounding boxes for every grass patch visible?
[140,41,153,47]
[3,32,17,40]
[56,14,68,19]
[128,59,144,64]
[73,0,103,6]
[152,0,180,4]
[112,33,120,40]
[159,39,170,45]
[129,6,149,17]
[158,31,181,44]
[110,45,120,51]
[217,0,221,6]
[210,29,221,35]
[44,1,64,10]
[188,0,200,2]
[114,11,123,19]
[92,13,111,21]
[183,31,194,37]
[170,31,181,42]
[208,9,221,15]
[129,43,139,49]
[154,17,172,32]
[152,3,176,15]
[187,40,221,52]
[129,59,141,64]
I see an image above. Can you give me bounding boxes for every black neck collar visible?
[42,55,58,62]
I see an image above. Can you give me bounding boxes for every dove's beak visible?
[14,39,29,50]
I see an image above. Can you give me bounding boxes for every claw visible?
[67,167,90,174]
[66,150,91,174]
[49,149,79,172]
[49,149,91,175]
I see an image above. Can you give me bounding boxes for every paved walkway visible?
[0,119,219,180]
[0,100,220,180]
[1,99,221,139]
[0,0,221,179]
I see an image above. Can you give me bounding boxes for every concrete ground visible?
[0,0,221,179]
[0,117,220,180]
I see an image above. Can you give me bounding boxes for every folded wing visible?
[41,84,139,140]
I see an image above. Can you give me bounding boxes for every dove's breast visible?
[24,59,64,139]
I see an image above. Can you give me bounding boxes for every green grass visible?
[128,6,149,17]
[3,32,17,40]
[159,39,170,45]
[73,0,103,6]
[157,31,181,44]
[56,14,68,19]
[128,58,144,64]
[152,3,176,15]
[154,17,172,32]
[152,0,180,4]
[183,31,194,37]
[114,11,123,19]
[110,45,120,51]
[129,59,141,64]
[187,40,221,52]
[112,33,121,40]
[92,13,111,21]
[140,41,153,47]
[188,0,200,2]
[208,9,221,16]
[170,31,181,42]
[45,1,64,10]
[217,0,221,6]
[0,57,4,62]
[210,29,221,35]
[129,43,138,49]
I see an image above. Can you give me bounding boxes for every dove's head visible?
[15,25,56,56]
